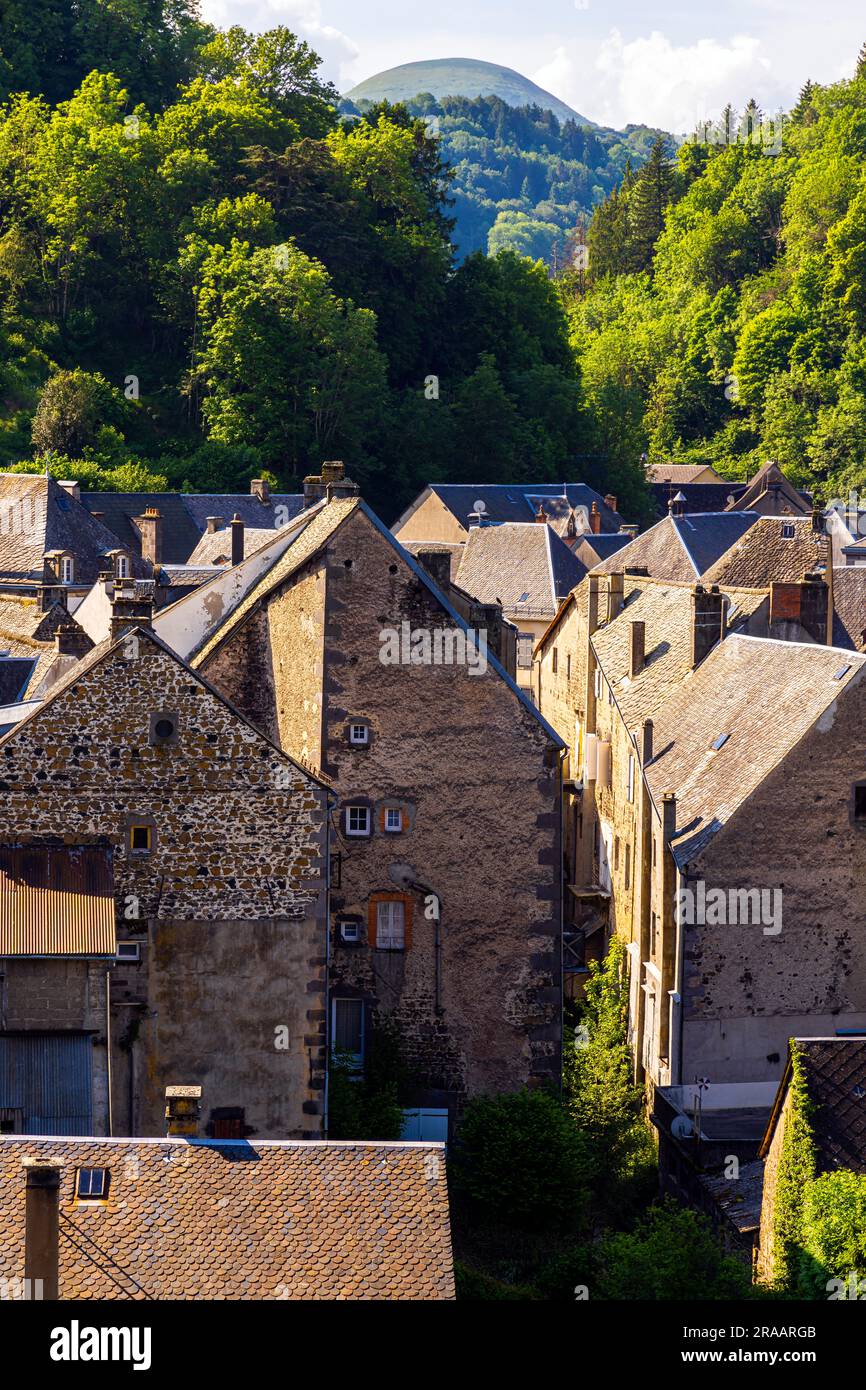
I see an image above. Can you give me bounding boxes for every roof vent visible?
[710,733,730,751]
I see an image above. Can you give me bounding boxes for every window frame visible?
[76,1167,109,1202]
[368,892,413,951]
[331,997,365,1068]
[60,555,75,584]
[348,722,369,747]
[345,805,371,837]
[382,807,403,834]
[128,824,152,854]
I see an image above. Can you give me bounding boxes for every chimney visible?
[812,503,824,534]
[251,478,270,505]
[416,548,452,591]
[769,574,828,645]
[22,1158,62,1301]
[668,490,687,518]
[607,572,624,622]
[604,494,618,515]
[165,1085,202,1137]
[110,579,154,641]
[205,516,224,534]
[37,582,66,614]
[629,619,646,677]
[662,791,677,844]
[690,584,725,668]
[136,507,162,567]
[57,480,80,502]
[230,513,244,566]
[590,501,602,535]
[322,460,360,503]
[586,573,602,637]
[535,502,547,523]
[640,717,653,765]
[54,622,91,658]
[620,523,639,538]
[303,473,327,508]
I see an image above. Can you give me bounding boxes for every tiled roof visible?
[0,475,139,583]
[455,522,586,619]
[649,463,724,483]
[831,567,866,650]
[403,483,624,533]
[186,527,277,566]
[573,533,633,567]
[0,1136,454,1300]
[80,493,306,565]
[644,635,866,865]
[792,1039,866,1173]
[650,482,747,518]
[190,499,359,667]
[591,579,768,731]
[0,657,35,703]
[592,513,759,582]
[702,516,827,588]
[729,461,811,516]
[0,846,115,956]
[0,597,88,699]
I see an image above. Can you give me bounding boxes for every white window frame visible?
[517,632,534,668]
[61,556,74,584]
[376,899,405,951]
[349,723,369,746]
[331,998,364,1067]
[346,806,371,837]
[384,808,402,833]
[338,918,360,943]
[115,942,141,962]
[116,554,129,579]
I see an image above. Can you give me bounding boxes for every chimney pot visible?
[535,502,546,523]
[165,1085,202,1137]
[205,516,224,534]
[604,494,617,514]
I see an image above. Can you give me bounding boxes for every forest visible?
[1,3,865,524]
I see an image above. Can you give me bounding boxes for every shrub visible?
[595,1201,753,1300]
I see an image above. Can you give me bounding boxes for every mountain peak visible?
[344,57,592,127]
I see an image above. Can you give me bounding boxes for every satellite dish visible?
[671,1115,694,1139]
[473,499,487,515]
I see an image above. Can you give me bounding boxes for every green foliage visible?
[449,1087,592,1231]
[327,1014,406,1142]
[595,1201,753,1300]
[31,369,129,456]
[454,1261,540,1300]
[798,1170,866,1298]
[771,1045,817,1291]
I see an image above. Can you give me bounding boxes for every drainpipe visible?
[22,1159,62,1300]
[105,968,113,1137]
[323,790,338,1137]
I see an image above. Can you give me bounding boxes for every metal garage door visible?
[0,1034,93,1134]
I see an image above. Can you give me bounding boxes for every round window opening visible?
[154,718,175,739]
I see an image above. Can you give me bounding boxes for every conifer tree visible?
[627,136,674,271]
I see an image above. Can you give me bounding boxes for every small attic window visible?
[61,556,75,584]
[833,665,851,681]
[518,592,529,604]
[781,523,795,539]
[710,733,730,751]
[76,1168,109,1201]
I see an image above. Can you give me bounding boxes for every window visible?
[614,836,620,872]
[115,942,141,962]
[517,633,534,668]
[349,723,369,746]
[61,556,74,584]
[149,711,178,745]
[129,825,151,853]
[369,893,413,951]
[346,806,371,837]
[710,733,730,751]
[627,753,635,803]
[552,647,558,674]
[116,554,129,579]
[855,785,866,822]
[781,522,795,539]
[211,1110,245,1139]
[566,653,571,680]
[375,899,405,950]
[383,807,402,833]
[332,998,364,1066]
[338,918,361,943]
[76,1168,109,1201]
[650,912,658,956]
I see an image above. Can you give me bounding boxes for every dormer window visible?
[116,553,129,579]
[61,556,74,584]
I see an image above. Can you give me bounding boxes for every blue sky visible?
[200,0,866,131]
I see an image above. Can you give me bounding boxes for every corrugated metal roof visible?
[0,847,115,956]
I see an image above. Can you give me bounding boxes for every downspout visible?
[672,864,685,1087]
[105,968,113,1138]
[323,790,338,1137]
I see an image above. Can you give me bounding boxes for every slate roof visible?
[0,1136,455,1300]
[702,516,827,588]
[0,596,86,698]
[0,475,142,584]
[591,579,768,731]
[831,567,866,650]
[573,532,633,568]
[650,481,747,519]
[186,527,276,566]
[648,463,724,483]
[0,657,35,703]
[396,483,624,535]
[729,460,811,516]
[792,1039,866,1172]
[592,513,759,582]
[643,635,866,865]
[455,522,586,619]
[81,492,306,565]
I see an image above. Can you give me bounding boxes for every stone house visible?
[176,476,564,1131]
[0,624,329,1140]
[392,482,625,545]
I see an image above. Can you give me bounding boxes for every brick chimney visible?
[54,623,91,658]
[110,579,154,640]
[590,501,602,535]
[323,460,360,502]
[769,573,829,645]
[690,584,725,668]
[251,478,270,505]
[416,548,452,591]
[205,516,224,534]
[37,581,67,614]
[607,572,624,622]
[22,1158,61,1301]
[604,494,618,515]
[165,1085,202,1137]
[230,513,244,566]
[629,619,646,677]
[136,507,162,567]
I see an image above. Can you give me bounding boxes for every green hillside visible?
[345,57,589,126]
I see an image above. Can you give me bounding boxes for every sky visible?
[198,0,866,132]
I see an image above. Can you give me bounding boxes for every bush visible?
[798,1170,866,1299]
[327,1014,406,1141]
[454,1261,539,1301]
[595,1201,753,1300]
[449,1088,591,1231]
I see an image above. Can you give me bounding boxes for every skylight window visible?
[710,733,730,751]
[517,592,529,603]
[834,665,852,681]
[781,523,795,539]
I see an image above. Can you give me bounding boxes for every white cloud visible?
[198,0,360,89]
[533,29,790,133]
